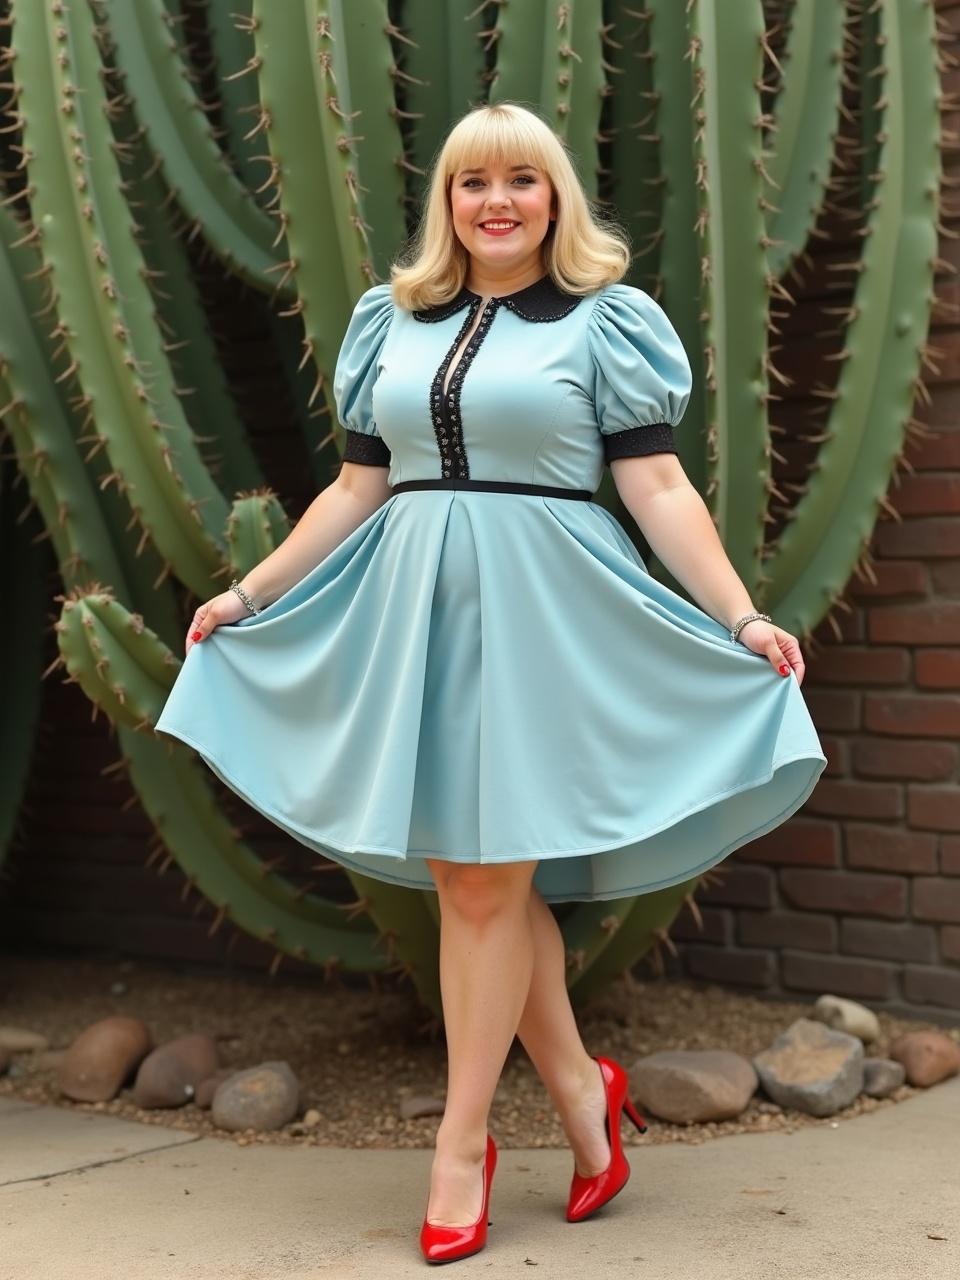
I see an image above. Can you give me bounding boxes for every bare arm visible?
[239,461,393,608]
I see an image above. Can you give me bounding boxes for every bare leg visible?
[423,857,539,1226]
[513,885,612,1177]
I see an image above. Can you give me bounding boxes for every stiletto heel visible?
[420,1133,497,1264]
[565,1055,648,1223]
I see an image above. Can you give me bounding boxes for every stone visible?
[811,994,880,1044]
[629,1050,758,1124]
[194,1067,240,1109]
[0,1026,49,1053]
[130,1033,221,1108]
[862,1057,906,1098]
[57,1016,152,1103]
[211,1061,300,1133]
[399,1094,446,1120]
[752,1017,864,1117]
[888,1031,960,1087]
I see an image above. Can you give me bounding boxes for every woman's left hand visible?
[736,619,805,686]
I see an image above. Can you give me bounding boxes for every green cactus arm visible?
[225,490,292,581]
[12,0,230,597]
[685,0,771,590]
[395,0,492,186]
[644,0,709,503]
[762,0,941,641]
[604,3,661,293]
[489,0,606,198]
[250,0,395,413]
[764,1,846,280]
[96,0,295,302]
[564,880,694,1008]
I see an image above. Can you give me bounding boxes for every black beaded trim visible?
[429,296,497,480]
[413,272,582,324]
[602,421,678,462]
[342,427,391,467]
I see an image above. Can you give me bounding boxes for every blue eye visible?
[462,175,535,187]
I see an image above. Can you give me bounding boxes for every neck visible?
[465,259,546,299]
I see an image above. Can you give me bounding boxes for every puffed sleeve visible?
[587,283,692,463]
[332,282,395,467]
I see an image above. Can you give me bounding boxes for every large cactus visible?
[0,0,948,1018]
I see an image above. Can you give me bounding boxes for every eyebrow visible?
[457,164,538,176]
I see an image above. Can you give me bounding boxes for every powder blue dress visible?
[155,273,827,903]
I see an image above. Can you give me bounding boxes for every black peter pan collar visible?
[412,272,581,323]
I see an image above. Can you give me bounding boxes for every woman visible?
[156,102,826,1264]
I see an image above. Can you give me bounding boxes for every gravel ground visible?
[0,953,952,1150]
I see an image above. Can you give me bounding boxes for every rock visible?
[862,1057,906,1098]
[57,1016,152,1103]
[0,1026,49,1053]
[811,994,880,1044]
[32,1050,67,1070]
[211,1061,300,1132]
[399,1094,446,1120]
[130,1033,220,1109]
[629,1050,758,1124]
[752,1017,863,1117]
[888,1031,960,1087]
[302,1108,321,1128]
[194,1067,240,1109]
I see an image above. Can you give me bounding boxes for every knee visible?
[438,862,536,926]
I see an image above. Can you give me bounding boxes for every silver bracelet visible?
[730,610,772,643]
[229,578,261,615]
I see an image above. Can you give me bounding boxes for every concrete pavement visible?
[1,1079,957,1279]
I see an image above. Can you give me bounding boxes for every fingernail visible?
[191,631,203,642]
[779,663,789,675]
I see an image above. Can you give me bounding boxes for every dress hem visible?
[155,724,826,903]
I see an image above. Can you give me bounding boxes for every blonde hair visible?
[388,102,631,311]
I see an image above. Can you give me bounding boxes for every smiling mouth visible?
[478,220,520,232]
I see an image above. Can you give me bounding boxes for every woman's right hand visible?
[185,589,253,656]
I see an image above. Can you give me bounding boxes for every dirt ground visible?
[1,952,953,1150]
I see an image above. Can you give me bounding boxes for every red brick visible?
[845,560,930,600]
[908,786,960,832]
[780,869,907,918]
[915,649,960,688]
[803,689,861,731]
[809,609,865,646]
[902,966,960,1009]
[695,864,775,909]
[900,427,960,471]
[846,824,938,874]
[913,877,960,923]
[681,945,776,989]
[738,909,836,952]
[929,561,960,594]
[839,919,938,964]
[886,474,960,515]
[942,836,960,874]
[873,518,960,559]
[869,602,960,644]
[782,951,897,1000]
[819,735,848,777]
[669,904,731,945]
[864,693,960,737]
[802,779,903,820]
[940,925,960,963]
[733,817,840,867]
[852,738,957,781]
[806,647,910,686]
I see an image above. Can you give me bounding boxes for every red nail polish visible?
[779,663,789,675]
[191,631,203,642]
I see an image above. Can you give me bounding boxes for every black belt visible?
[391,478,594,500]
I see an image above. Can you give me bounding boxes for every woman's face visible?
[449,159,556,274]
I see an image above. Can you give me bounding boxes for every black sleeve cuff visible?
[342,428,392,467]
[602,421,677,463]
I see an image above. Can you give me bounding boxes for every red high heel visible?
[420,1133,497,1264]
[566,1055,648,1223]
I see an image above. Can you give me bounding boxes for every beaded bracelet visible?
[229,578,261,616]
[730,610,772,644]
